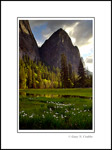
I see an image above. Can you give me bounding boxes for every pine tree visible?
[68,63,73,87]
[19,65,26,89]
[78,58,85,87]
[32,69,36,88]
[60,54,69,88]
[27,67,32,88]
[68,63,72,80]
[37,69,41,82]
[56,67,61,88]
[36,69,42,88]
[72,71,77,88]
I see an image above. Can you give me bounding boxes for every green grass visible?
[19,88,92,130]
[20,88,92,97]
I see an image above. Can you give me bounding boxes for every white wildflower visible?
[42,114,45,118]
[49,108,52,111]
[55,112,58,115]
[61,114,64,118]
[29,115,33,118]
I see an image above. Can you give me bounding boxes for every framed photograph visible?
[1,1,111,149]
[18,17,95,133]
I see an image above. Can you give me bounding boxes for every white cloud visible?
[36,40,43,47]
[88,37,93,43]
[83,54,93,72]
[64,22,79,35]
[71,37,76,45]
[42,28,52,39]
[79,43,93,58]
[85,56,93,63]
[43,32,52,39]
[79,43,94,72]
[64,22,80,46]
[85,63,93,72]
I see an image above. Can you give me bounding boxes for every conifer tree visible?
[60,54,69,88]
[27,67,32,88]
[19,65,26,89]
[68,63,73,80]
[78,58,85,87]
[32,69,36,88]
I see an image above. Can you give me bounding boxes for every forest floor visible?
[19,88,93,130]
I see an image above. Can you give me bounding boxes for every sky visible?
[29,20,94,72]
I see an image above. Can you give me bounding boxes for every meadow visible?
[19,88,92,130]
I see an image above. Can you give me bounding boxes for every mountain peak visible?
[40,28,81,73]
[55,28,67,35]
[49,28,70,43]
[57,28,65,32]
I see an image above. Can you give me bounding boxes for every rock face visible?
[19,20,40,61]
[39,28,82,73]
[19,23,83,74]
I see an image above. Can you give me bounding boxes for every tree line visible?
[19,54,92,89]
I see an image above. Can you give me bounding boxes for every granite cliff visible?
[39,28,82,73]
[19,22,83,73]
[19,20,40,61]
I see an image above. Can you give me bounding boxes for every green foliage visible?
[27,67,32,88]
[19,55,92,89]
[32,69,36,88]
[19,55,61,89]
[84,75,92,88]
[19,60,27,89]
